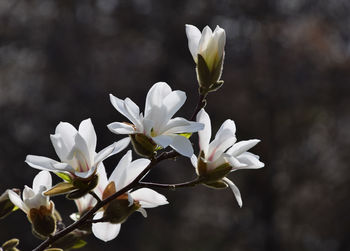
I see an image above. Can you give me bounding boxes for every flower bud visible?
[50,230,88,250]
[197,155,232,186]
[28,202,56,239]
[2,239,20,251]
[130,134,157,158]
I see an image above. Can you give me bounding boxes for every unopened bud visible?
[196,54,224,94]
[130,134,157,158]
[2,239,20,251]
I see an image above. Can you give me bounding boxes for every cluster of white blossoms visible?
[1,24,264,249]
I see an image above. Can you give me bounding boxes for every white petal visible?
[131,188,168,208]
[74,165,96,179]
[32,171,52,193]
[8,190,28,213]
[214,25,226,60]
[125,158,151,185]
[226,156,247,169]
[226,139,260,156]
[25,155,60,172]
[52,163,75,173]
[110,151,132,190]
[170,135,194,157]
[50,134,70,162]
[185,24,202,62]
[73,133,92,170]
[144,82,171,118]
[95,163,109,197]
[190,154,198,168]
[152,135,173,148]
[162,119,204,134]
[109,94,129,120]
[54,122,77,154]
[95,141,122,166]
[222,177,242,207]
[196,109,211,155]
[109,137,131,156]
[124,98,143,131]
[236,152,264,169]
[78,119,97,158]
[92,212,121,242]
[107,122,135,134]
[198,26,213,54]
[137,207,147,218]
[162,90,186,124]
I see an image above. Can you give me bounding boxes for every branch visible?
[139,178,202,190]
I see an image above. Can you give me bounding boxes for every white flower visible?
[191,109,264,207]
[108,82,204,157]
[186,24,226,73]
[92,150,168,242]
[25,118,130,180]
[8,171,53,215]
[70,193,97,221]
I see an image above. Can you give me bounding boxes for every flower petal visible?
[196,109,211,155]
[185,24,202,62]
[126,158,151,185]
[53,122,77,157]
[50,134,70,162]
[124,98,143,131]
[144,82,172,118]
[162,118,204,134]
[92,212,121,242]
[107,122,135,134]
[32,171,52,193]
[226,139,260,156]
[8,190,28,213]
[198,26,212,55]
[109,94,129,120]
[131,188,168,208]
[222,177,242,207]
[162,90,186,124]
[109,150,132,190]
[152,135,173,148]
[78,118,97,158]
[25,155,60,172]
[170,135,194,157]
[236,152,264,169]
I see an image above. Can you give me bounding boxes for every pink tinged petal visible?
[226,139,260,156]
[162,90,186,124]
[54,122,77,153]
[71,133,92,172]
[78,119,97,158]
[170,135,194,158]
[25,155,60,172]
[152,135,173,148]
[144,82,172,118]
[52,163,75,173]
[185,24,202,62]
[94,164,108,198]
[109,151,132,190]
[131,188,168,208]
[196,109,211,155]
[74,165,97,179]
[32,171,52,193]
[236,152,264,169]
[222,177,242,208]
[107,122,135,134]
[92,212,121,242]
[8,190,28,213]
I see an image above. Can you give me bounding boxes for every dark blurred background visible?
[0,0,349,250]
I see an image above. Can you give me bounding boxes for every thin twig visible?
[139,178,202,190]
[88,191,101,203]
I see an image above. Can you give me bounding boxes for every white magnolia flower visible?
[108,82,204,157]
[191,109,264,207]
[25,119,130,180]
[186,24,226,72]
[92,150,168,242]
[8,171,53,215]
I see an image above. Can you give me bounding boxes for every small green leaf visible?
[55,172,72,183]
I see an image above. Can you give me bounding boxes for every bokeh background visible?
[0,0,349,250]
